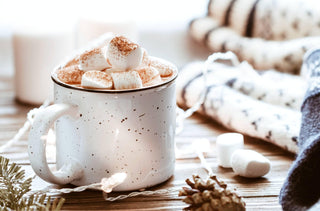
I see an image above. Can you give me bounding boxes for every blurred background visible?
[0,0,209,77]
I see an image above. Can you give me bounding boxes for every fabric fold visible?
[176,60,302,154]
[280,48,320,210]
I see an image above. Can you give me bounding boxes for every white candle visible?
[0,25,13,77]
[76,18,138,48]
[13,26,75,105]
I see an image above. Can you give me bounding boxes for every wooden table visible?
[0,76,295,210]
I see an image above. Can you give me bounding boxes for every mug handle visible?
[28,103,84,184]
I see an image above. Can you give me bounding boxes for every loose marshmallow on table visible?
[216,133,244,168]
[106,36,143,71]
[81,71,113,89]
[111,71,143,90]
[231,149,271,178]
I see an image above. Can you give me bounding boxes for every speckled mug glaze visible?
[28,73,177,191]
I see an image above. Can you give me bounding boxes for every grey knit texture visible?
[280,49,320,210]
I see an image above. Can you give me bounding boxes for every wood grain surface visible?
[0,77,295,210]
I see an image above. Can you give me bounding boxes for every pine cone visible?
[179,175,246,211]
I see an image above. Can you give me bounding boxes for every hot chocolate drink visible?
[28,34,178,190]
[53,35,177,90]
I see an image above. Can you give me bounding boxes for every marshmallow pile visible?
[216,133,271,178]
[55,35,177,90]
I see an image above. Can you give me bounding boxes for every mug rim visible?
[51,72,178,94]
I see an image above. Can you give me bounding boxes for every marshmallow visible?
[216,133,244,168]
[111,71,143,90]
[135,66,162,86]
[60,34,114,70]
[106,36,143,71]
[78,48,111,71]
[231,149,271,178]
[63,56,79,69]
[81,71,113,89]
[144,56,177,77]
[56,66,84,84]
[141,48,149,64]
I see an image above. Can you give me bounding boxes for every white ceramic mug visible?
[28,72,177,191]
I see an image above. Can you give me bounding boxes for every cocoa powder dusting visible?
[64,57,79,68]
[111,36,138,55]
[80,48,101,61]
[86,71,112,82]
[57,66,84,84]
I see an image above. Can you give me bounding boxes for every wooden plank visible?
[19,148,293,210]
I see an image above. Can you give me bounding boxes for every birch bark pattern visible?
[208,0,320,40]
[176,61,300,154]
[189,17,320,74]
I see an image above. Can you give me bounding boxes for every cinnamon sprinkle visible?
[56,66,84,84]
[111,36,138,55]
[80,48,101,61]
